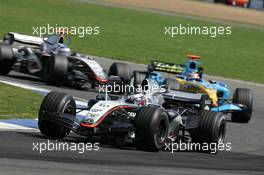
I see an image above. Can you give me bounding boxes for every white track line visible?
[0,121,38,131]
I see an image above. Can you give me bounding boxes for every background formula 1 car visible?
[0,32,109,88]
[130,55,253,123]
[214,0,251,8]
[38,79,226,152]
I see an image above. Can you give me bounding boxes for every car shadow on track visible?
[15,131,256,155]
[6,72,98,93]
[7,74,43,83]
[10,130,264,172]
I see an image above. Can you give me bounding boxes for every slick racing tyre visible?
[131,71,146,88]
[38,91,76,139]
[231,88,253,123]
[45,54,68,86]
[135,106,169,152]
[191,110,226,153]
[107,76,128,94]
[0,43,14,75]
[108,62,132,83]
[165,78,179,91]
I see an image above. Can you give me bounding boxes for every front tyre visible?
[0,43,14,75]
[231,88,253,123]
[38,91,76,139]
[135,106,169,152]
[45,54,68,86]
[191,110,226,153]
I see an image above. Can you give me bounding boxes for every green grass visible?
[0,0,263,83]
[0,83,43,119]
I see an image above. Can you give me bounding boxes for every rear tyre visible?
[131,71,146,88]
[38,91,76,139]
[231,88,253,123]
[135,106,169,152]
[108,62,132,83]
[0,43,14,75]
[191,110,226,153]
[45,54,68,86]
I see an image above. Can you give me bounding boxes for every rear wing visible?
[3,32,44,45]
[150,61,185,74]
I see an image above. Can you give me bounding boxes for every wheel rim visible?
[63,103,75,115]
[218,124,225,144]
[155,119,166,143]
[61,100,75,135]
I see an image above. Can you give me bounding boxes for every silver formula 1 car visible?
[0,32,132,89]
[38,79,226,152]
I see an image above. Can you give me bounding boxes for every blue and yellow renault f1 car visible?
[130,55,253,123]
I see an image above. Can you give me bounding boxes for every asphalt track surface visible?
[0,56,264,175]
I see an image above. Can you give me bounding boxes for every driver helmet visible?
[56,29,65,44]
[131,93,146,106]
[187,71,200,81]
